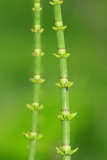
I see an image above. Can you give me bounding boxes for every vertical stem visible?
[54,2,70,159]
[50,0,78,160]
[27,0,44,160]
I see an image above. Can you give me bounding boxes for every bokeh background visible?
[0,0,107,160]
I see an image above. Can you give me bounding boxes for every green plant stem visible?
[28,0,43,159]
[51,1,75,160]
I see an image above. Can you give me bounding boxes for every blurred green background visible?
[0,0,107,160]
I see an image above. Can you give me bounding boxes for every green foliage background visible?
[0,0,107,160]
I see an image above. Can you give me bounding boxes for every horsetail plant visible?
[23,0,44,160]
[50,0,78,160]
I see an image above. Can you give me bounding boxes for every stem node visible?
[26,103,44,112]
[52,25,67,31]
[56,81,73,88]
[49,0,63,5]
[56,146,78,156]
[31,27,44,33]
[57,112,77,121]
[30,75,45,84]
[23,131,43,141]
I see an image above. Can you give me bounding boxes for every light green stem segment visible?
[28,0,41,159]
[53,1,70,160]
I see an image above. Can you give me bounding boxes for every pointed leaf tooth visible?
[41,28,44,32]
[69,112,77,120]
[56,147,64,156]
[49,1,54,5]
[23,132,30,140]
[67,53,70,56]
[26,104,33,111]
[26,103,30,108]
[39,105,44,111]
[53,53,59,58]
[32,8,35,11]
[70,148,78,155]
[52,26,56,30]
[23,132,27,137]
[31,28,35,32]
[55,83,60,87]
[63,25,67,30]
[57,115,64,121]
[40,78,45,83]
[68,81,73,87]
[66,53,70,57]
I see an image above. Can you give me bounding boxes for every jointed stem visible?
[24,0,44,160]
[50,0,78,160]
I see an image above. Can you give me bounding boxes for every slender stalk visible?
[50,1,78,160]
[23,0,44,160]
